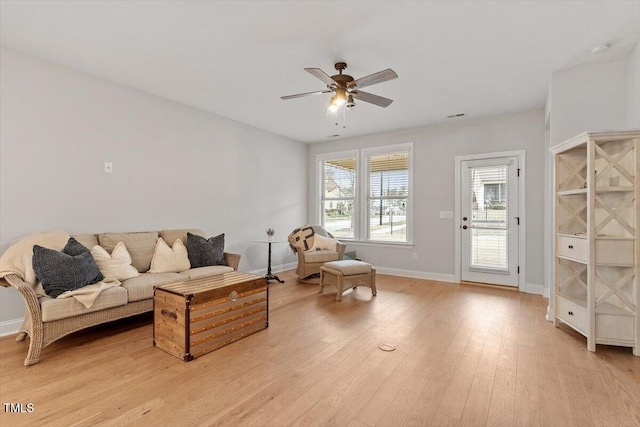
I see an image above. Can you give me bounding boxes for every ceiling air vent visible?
[447,113,466,119]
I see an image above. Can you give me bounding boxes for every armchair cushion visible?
[304,250,340,263]
[311,234,338,252]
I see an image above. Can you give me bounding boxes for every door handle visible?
[463,217,468,221]
[462,225,468,230]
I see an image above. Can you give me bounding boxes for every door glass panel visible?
[468,165,509,270]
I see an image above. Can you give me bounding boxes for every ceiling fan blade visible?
[351,90,393,108]
[305,68,338,87]
[281,90,332,100]
[350,69,398,90]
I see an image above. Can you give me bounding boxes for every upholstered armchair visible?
[288,225,346,283]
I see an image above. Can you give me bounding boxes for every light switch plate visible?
[440,211,453,219]
[104,162,113,173]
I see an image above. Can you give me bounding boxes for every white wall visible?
[549,59,629,146]
[307,109,546,290]
[628,43,640,127]
[0,47,307,328]
[544,53,636,318]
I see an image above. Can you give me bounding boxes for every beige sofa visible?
[0,228,240,366]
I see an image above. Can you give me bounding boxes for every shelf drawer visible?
[556,296,588,335]
[557,236,588,262]
[595,239,635,266]
[596,313,634,342]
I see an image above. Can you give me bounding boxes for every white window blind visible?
[320,157,356,238]
[469,165,508,270]
[366,150,410,242]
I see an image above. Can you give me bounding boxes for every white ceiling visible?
[1,1,639,143]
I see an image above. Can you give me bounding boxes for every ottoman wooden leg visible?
[336,274,344,301]
[371,269,377,296]
[319,270,325,294]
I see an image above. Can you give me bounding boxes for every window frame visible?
[361,143,413,244]
[317,150,359,240]
[316,143,413,245]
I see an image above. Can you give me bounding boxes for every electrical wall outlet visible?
[412,252,418,260]
[104,162,113,173]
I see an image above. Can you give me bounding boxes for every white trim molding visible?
[248,262,297,277]
[374,267,457,283]
[0,318,23,337]
[525,283,545,296]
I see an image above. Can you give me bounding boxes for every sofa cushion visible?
[98,232,158,273]
[71,234,99,251]
[40,286,128,322]
[91,243,140,281]
[181,265,234,280]
[149,238,191,273]
[121,272,188,302]
[33,241,104,298]
[304,250,340,263]
[186,233,226,267]
[159,229,206,246]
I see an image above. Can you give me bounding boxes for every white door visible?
[461,157,519,286]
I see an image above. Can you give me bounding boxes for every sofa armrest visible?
[224,252,241,271]
[336,242,347,260]
[3,274,42,323]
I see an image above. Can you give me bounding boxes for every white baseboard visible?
[247,262,297,277]
[524,283,544,296]
[374,267,457,283]
[543,287,550,298]
[0,318,23,337]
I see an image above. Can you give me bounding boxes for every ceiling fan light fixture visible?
[346,94,356,110]
[334,88,347,106]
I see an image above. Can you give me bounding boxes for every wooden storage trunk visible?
[153,272,268,361]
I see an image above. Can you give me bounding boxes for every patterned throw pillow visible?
[33,238,104,298]
[186,233,226,268]
[288,225,316,251]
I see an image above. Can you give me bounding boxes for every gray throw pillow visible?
[33,238,104,298]
[186,233,226,268]
[63,237,93,257]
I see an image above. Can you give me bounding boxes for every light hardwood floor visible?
[1,270,639,426]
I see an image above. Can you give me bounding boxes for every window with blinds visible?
[365,149,411,242]
[468,165,508,270]
[320,156,356,238]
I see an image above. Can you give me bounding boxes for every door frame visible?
[454,150,527,292]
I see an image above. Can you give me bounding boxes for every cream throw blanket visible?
[56,280,121,308]
[0,231,120,308]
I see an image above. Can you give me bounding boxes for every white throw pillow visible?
[149,238,191,274]
[311,234,338,252]
[91,242,140,281]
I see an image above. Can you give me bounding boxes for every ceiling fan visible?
[281,62,398,112]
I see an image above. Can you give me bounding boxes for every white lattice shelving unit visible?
[552,130,639,355]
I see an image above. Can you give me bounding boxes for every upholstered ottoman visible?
[319,260,376,301]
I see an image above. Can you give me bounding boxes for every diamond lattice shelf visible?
[552,130,639,356]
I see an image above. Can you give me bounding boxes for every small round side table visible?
[252,240,287,283]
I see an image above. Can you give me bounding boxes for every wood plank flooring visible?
[1,270,639,426]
